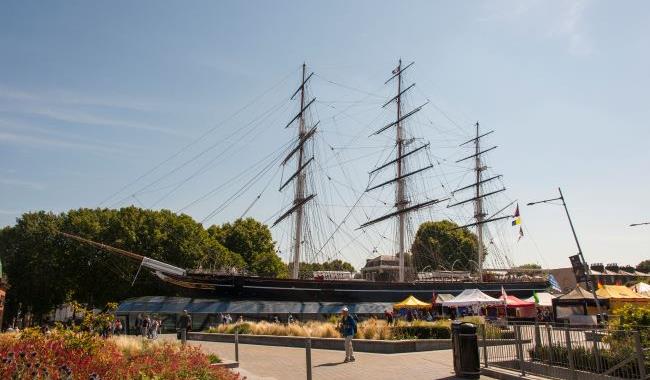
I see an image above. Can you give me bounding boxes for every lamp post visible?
[527,187,602,318]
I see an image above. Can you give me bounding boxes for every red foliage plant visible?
[0,328,239,380]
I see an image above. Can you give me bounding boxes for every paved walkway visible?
[170,336,495,380]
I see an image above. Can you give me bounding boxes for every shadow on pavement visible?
[314,361,347,367]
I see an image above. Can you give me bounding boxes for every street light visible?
[527,187,602,318]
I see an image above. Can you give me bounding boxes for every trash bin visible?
[451,321,481,379]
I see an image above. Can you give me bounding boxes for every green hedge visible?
[391,325,451,339]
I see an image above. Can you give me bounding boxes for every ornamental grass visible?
[0,328,239,380]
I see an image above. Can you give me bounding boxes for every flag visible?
[548,274,562,292]
[517,226,524,242]
[533,291,540,304]
[511,204,521,226]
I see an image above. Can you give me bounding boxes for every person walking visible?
[178,310,192,346]
[340,307,357,363]
[141,315,150,338]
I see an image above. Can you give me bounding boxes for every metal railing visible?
[480,321,649,379]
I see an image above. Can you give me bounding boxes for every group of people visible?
[135,314,162,339]
[384,308,433,324]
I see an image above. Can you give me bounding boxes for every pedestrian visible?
[287,313,294,325]
[340,307,357,363]
[114,319,123,336]
[141,315,150,338]
[135,314,143,336]
[151,318,160,339]
[178,310,192,346]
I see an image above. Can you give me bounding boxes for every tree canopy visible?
[207,218,287,278]
[410,220,482,272]
[289,259,356,275]
[0,208,287,319]
[637,260,650,274]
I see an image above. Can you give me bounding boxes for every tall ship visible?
[62,61,549,302]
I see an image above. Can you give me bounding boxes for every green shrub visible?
[529,344,643,378]
[391,324,451,339]
[226,323,251,335]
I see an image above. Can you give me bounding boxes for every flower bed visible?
[0,328,239,380]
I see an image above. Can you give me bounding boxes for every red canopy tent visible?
[499,295,535,308]
[494,295,536,318]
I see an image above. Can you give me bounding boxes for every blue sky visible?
[1,1,648,270]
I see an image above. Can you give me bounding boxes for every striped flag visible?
[548,274,562,292]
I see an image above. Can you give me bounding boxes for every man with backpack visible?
[340,307,357,362]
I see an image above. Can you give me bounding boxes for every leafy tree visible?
[0,207,260,321]
[637,260,650,274]
[411,220,482,272]
[207,218,286,277]
[289,259,356,275]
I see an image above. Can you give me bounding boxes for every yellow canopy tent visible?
[393,295,432,310]
[596,285,650,311]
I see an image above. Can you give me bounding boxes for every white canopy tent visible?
[441,289,502,307]
[631,282,650,296]
[524,292,556,307]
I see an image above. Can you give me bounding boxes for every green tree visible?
[288,259,356,275]
[0,207,248,320]
[411,220,482,272]
[208,218,287,277]
[637,260,650,274]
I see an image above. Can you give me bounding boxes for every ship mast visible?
[272,63,317,279]
[360,60,446,282]
[395,59,406,282]
[449,123,508,282]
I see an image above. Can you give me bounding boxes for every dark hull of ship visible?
[158,272,548,303]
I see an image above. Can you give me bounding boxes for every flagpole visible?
[527,187,603,320]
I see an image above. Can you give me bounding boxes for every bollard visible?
[235,330,239,362]
[305,337,312,380]
[180,328,187,346]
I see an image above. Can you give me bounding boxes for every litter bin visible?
[451,321,480,379]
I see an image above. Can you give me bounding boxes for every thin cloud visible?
[24,107,188,137]
[0,118,138,152]
[478,0,594,57]
[0,178,45,191]
[0,130,121,154]
[0,85,159,112]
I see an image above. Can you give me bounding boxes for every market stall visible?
[441,289,502,317]
[497,295,536,318]
[524,292,556,321]
[630,282,650,296]
[596,285,650,311]
[552,285,603,325]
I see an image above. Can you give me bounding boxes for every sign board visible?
[569,254,588,283]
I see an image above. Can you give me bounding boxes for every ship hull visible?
[157,273,548,303]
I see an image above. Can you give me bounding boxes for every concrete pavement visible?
[172,335,496,380]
